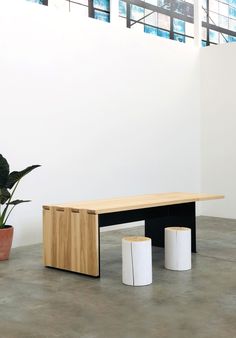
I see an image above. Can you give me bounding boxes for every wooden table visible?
[43,192,224,277]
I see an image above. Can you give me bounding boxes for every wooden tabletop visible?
[44,192,224,215]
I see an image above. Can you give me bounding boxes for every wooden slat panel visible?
[43,207,99,276]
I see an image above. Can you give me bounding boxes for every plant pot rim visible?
[0,225,13,230]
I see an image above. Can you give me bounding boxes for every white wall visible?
[201,43,236,218]
[0,0,201,247]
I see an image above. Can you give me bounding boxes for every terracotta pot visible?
[0,226,14,261]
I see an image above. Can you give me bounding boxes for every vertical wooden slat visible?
[55,207,71,270]
[71,210,99,276]
[43,206,54,267]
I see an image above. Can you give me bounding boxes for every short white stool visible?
[122,236,152,286]
[165,227,191,271]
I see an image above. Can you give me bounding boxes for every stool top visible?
[165,227,190,231]
[123,236,151,242]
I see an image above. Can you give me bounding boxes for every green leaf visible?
[0,188,10,204]
[0,154,10,188]
[8,199,31,205]
[6,164,41,189]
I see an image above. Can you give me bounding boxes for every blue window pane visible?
[119,1,127,16]
[209,30,219,43]
[144,25,157,35]
[173,18,185,33]
[229,0,236,7]
[228,35,236,41]
[94,0,109,11]
[174,33,185,43]
[26,0,44,3]
[94,10,110,22]
[229,6,236,18]
[220,33,229,42]
[157,29,170,38]
[131,5,145,20]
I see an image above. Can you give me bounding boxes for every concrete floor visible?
[0,216,235,338]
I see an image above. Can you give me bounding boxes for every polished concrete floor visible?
[0,216,235,338]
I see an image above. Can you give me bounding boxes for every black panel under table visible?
[145,202,196,253]
[99,202,196,253]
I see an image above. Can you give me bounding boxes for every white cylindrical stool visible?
[165,227,191,271]
[122,236,152,286]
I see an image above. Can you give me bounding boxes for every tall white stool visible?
[122,236,152,286]
[165,227,191,271]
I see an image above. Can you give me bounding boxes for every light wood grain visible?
[44,192,224,215]
[43,206,54,267]
[165,227,190,231]
[43,207,99,276]
[123,236,151,242]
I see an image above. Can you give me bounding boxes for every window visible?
[202,0,236,45]
[26,0,236,46]
[119,0,194,44]
[27,0,110,22]
[26,0,48,4]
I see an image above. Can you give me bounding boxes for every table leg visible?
[43,207,100,277]
[145,202,196,253]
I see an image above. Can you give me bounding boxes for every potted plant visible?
[0,154,40,260]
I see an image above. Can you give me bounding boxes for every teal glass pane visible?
[26,0,44,3]
[229,6,236,18]
[229,0,236,7]
[228,35,236,41]
[119,1,127,16]
[131,5,145,20]
[174,33,185,42]
[202,40,207,47]
[144,25,157,35]
[94,10,110,22]
[209,29,219,42]
[157,29,170,38]
[219,33,229,42]
[173,18,185,33]
[94,0,109,11]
